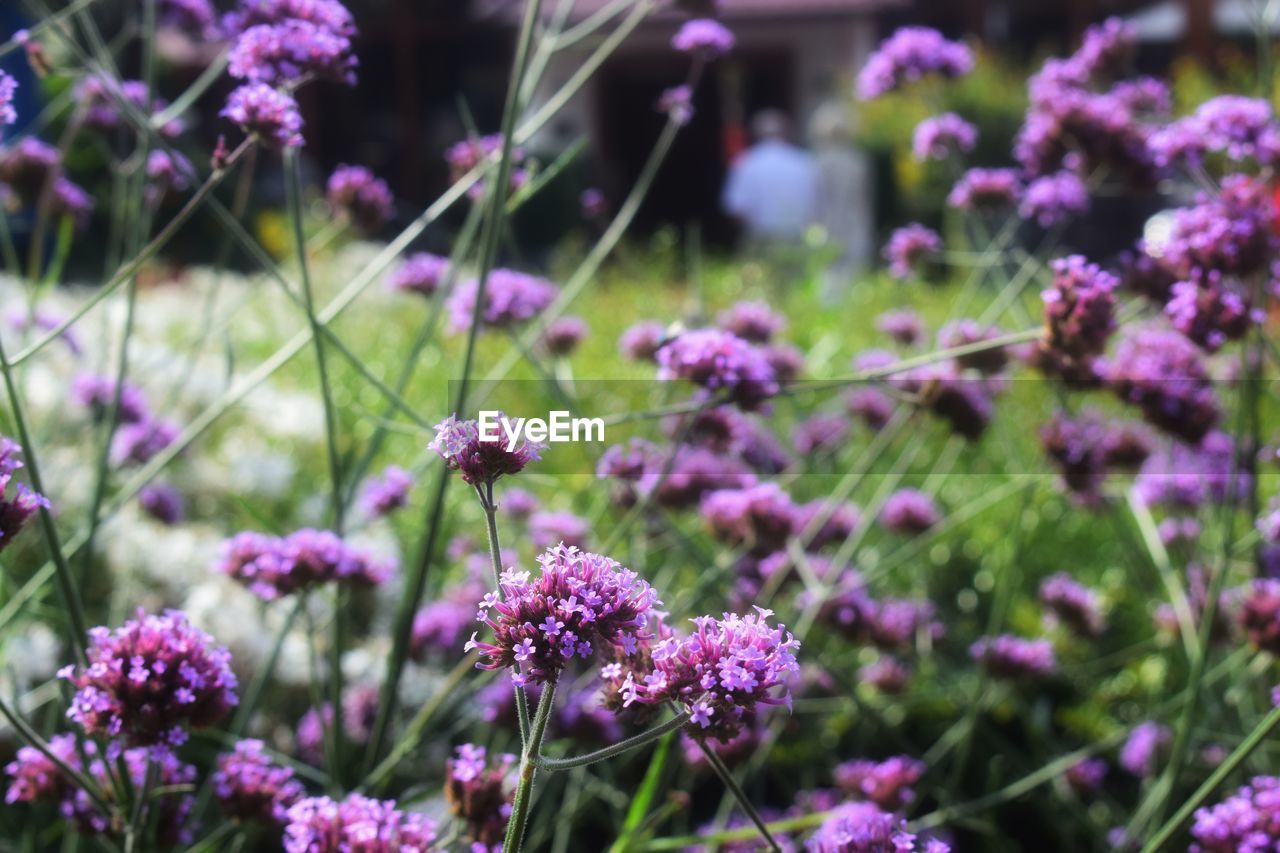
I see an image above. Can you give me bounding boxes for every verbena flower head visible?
[1162,175,1276,282]
[718,300,785,344]
[529,510,589,551]
[1119,721,1169,778]
[145,150,194,204]
[360,465,412,517]
[1039,572,1105,636]
[50,177,93,229]
[1190,776,1280,851]
[1137,430,1246,509]
[1066,758,1108,795]
[429,412,541,486]
[806,801,950,852]
[5,733,78,805]
[657,84,695,126]
[619,320,668,361]
[228,20,357,86]
[834,756,925,811]
[1241,579,1280,655]
[326,164,393,232]
[793,413,850,456]
[387,252,449,297]
[874,311,923,347]
[1021,171,1090,228]
[213,738,305,826]
[632,607,800,743]
[221,83,304,148]
[655,328,779,411]
[222,0,356,38]
[468,544,660,686]
[139,483,185,525]
[1041,255,1118,360]
[541,315,588,357]
[969,634,1057,679]
[912,112,977,162]
[0,72,17,136]
[672,18,734,57]
[0,438,47,552]
[110,417,180,466]
[445,744,514,849]
[0,137,60,202]
[215,528,393,600]
[1165,277,1258,353]
[937,320,1007,373]
[947,167,1022,211]
[700,483,799,555]
[1104,326,1219,444]
[856,26,973,100]
[1152,95,1280,169]
[283,794,438,853]
[71,374,149,423]
[445,269,557,333]
[61,609,238,747]
[879,489,939,536]
[883,224,941,280]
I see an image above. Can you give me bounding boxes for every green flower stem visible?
[482,486,531,744]
[0,694,111,816]
[534,711,691,771]
[696,740,782,852]
[503,676,559,853]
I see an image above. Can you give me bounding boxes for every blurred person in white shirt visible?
[810,101,873,303]
[721,110,818,249]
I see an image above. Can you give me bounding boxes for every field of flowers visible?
[3,1,1280,851]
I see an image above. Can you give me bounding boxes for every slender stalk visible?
[696,742,781,852]
[503,676,559,853]
[0,695,111,815]
[534,711,691,771]
[482,488,531,743]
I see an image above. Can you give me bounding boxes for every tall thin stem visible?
[482,486,531,743]
[503,676,559,853]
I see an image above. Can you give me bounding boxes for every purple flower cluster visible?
[0,72,16,135]
[228,19,356,86]
[671,18,735,58]
[1152,96,1280,169]
[467,544,660,686]
[283,794,438,852]
[360,464,413,517]
[139,483,185,525]
[445,269,557,333]
[969,634,1057,679]
[1240,579,1280,655]
[657,84,695,126]
[874,313,922,347]
[111,417,180,466]
[1190,776,1280,851]
[1119,721,1169,778]
[1066,758,1108,795]
[76,77,181,137]
[221,83,304,148]
[1165,278,1257,353]
[912,113,977,162]
[387,252,449,297]
[326,164,393,231]
[719,300,786,344]
[61,609,239,747]
[833,756,924,810]
[1021,171,1090,227]
[1163,175,1275,282]
[1136,430,1244,508]
[1039,411,1150,503]
[445,744,513,849]
[806,801,949,852]
[0,438,47,552]
[215,528,393,600]
[701,483,798,555]
[1041,255,1118,361]
[937,320,1007,373]
[1104,326,1220,444]
[528,510,589,550]
[947,168,1022,211]
[429,412,542,486]
[619,320,668,361]
[622,607,799,743]
[878,489,939,536]
[792,413,849,456]
[856,27,973,100]
[213,738,305,826]
[541,315,588,356]
[0,137,60,202]
[72,374,149,424]
[1039,572,1105,636]
[145,150,194,204]
[883,224,941,280]
[655,328,780,410]
[223,0,356,38]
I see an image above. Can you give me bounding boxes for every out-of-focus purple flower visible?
[5,733,78,805]
[327,164,393,232]
[387,252,449,297]
[657,84,695,126]
[1190,776,1280,851]
[228,20,356,86]
[792,413,849,456]
[845,388,896,433]
[283,794,438,852]
[1118,244,1178,303]
[75,77,153,134]
[429,412,541,487]
[411,586,479,660]
[1111,77,1172,115]
[0,137,59,202]
[1105,327,1219,444]
[947,167,1022,211]
[541,315,588,357]
[875,311,923,347]
[1160,516,1201,548]
[468,544,660,686]
[1039,411,1111,503]
[856,26,973,100]
[1021,171,1090,228]
[656,328,779,411]
[764,344,804,383]
[221,83,304,148]
[1016,83,1155,184]
[139,483,185,525]
[834,756,924,810]
[883,224,941,280]
[619,320,668,361]
[718,300,785,344]
[1165,277,1258,353]
[445,744,513,849]
[222,0,356,39]
[912,112,977,162]
[1039,572,1105,636]
[1241,578,1280,655]
[7,307,82,355]
[145,150,194,205]
[361,465,412,517]
[72,374,149,424]
[806,801,950,852]
[879,489,939,536]
[624,607,800,743]
[111,417,180,466]
[580,187,606,218]
[445,269,557,333]
[528,510,589,550]
[213,738,305,826]
[0,73,17,136]
[938,320,1006,373]
[1072,17,1135,80]
[1162,175,1276,282]
[860,656,911,694]
[1119,721,1169,778]
[49,177,93,229]
[1137,431,1247,509]
[159,0,217,35]
[701,483,798,555]
[501,487,539,519]
[671,19,734,57]
[1152,96,1280,169]
[215,528,393,600]
[1065,758,1108,795]
[1041,255,1117,360]
[61,609,238,747]
[969,634,1057,678]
